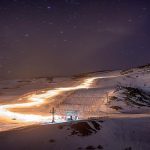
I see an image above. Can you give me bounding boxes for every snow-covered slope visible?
[0,64,150,150]
[53,65,150,117]
[0,65,150,128]
[0,116,150,150]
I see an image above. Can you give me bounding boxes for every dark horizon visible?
[1,62,149,80]
[0,0,150,79]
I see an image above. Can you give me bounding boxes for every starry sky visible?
[0,0,150,79]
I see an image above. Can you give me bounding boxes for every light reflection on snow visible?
[0,76,118,124]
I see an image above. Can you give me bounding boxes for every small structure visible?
[65,110,79,121]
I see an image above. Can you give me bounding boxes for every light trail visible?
[0,76,118,123]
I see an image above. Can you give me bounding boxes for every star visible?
[47,6,52,9]
[73,25,77,29]
[60,31,64,34]
[7,70,12,74]
[24,33,30,37]
[48,22,53,25]
[142,7,147,11]
[63,39,68,42]
[128,19,133,23]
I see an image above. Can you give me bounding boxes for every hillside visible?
[0,65,150,150]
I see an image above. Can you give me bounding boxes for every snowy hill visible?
[0,116,150,150]
[0,64,150,150]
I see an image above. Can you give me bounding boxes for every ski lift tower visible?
[50,107,55,123]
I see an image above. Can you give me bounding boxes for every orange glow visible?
[0,76,117,123]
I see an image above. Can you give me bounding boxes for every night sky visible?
[0,0,150,79]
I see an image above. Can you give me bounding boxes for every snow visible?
[0,65,150,131]
[0,116,150,150]
[0,65,150,149]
